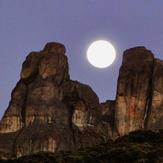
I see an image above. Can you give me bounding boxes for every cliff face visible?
[115,47,163,135]
[0,43,105,158]
[115,47,155,135]
[0,43,162,159]
[146,59,163,130]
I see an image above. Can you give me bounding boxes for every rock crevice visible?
[143,58,155,129]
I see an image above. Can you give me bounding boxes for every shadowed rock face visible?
[0,43,162,159]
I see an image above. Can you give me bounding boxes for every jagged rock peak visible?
[20,42,70,83]
[122,46,154,67]
[43,42,66,54]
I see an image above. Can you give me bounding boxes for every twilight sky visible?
[0,0,163,118]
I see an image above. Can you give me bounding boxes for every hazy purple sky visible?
[0,0,163,118]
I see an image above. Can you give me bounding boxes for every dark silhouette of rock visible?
[0,43,162,159]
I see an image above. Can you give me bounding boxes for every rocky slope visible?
[0,42,162,159]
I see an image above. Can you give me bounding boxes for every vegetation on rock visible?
[2,130,163,163]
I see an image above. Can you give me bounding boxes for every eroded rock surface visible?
[0,43,162,159]
[146,59,163,130]
[0,42,104,158]
[115,47,155,135]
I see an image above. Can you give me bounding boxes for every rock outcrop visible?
[146,59,163,130]
[114,47,163,135]
[0,43,162,159]
[115,47,155,135]
[0,42,104,158]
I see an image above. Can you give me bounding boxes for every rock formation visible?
[0,42,106,159]
[146,59,163,130]
[0,43,162,159]
[115,47,163,135]
[115,47,155,135]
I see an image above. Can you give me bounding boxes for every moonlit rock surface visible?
[0,43,162,159]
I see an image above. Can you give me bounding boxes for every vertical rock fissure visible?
[69,106,77,150]
[63,94,78,150]
[143,59,155,129]
[111,101,120,137]
[20,81,29,126]
[12,128,24,158]
[12,81,29,157]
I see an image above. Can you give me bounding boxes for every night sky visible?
[0,0,163,118]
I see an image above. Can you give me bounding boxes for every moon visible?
[87,40,116,68]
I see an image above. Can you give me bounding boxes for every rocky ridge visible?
[0,42,162,159]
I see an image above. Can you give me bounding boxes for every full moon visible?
[87,40,116,68]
